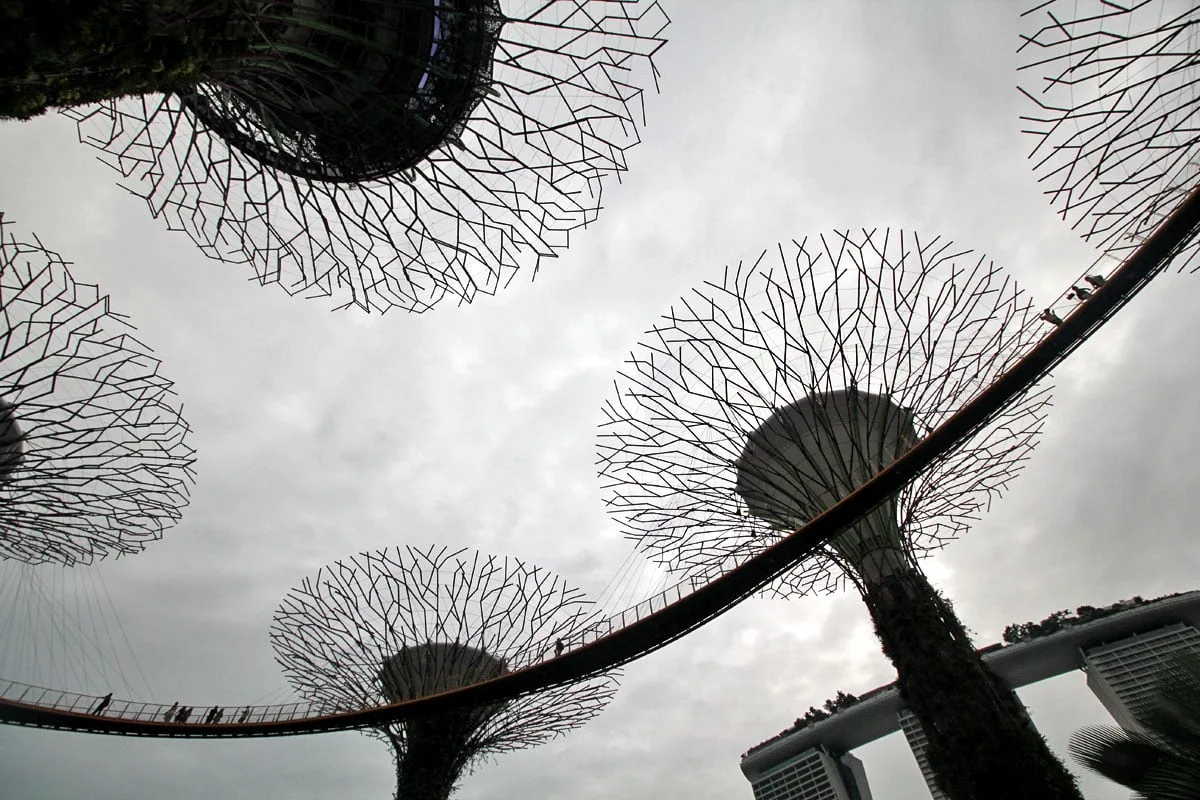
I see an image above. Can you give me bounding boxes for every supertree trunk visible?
[862,566,1081,800]
[596,230,1084,797]
[389,717,472,800]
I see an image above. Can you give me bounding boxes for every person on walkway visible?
[163,702,179,722]
[237,706,251,723]
[1040,308,1064,326]
[554,638,565,657]
[91,692,113,715]
[175,706,190,723]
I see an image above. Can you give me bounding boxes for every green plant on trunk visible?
[862,565,1082,800]
[0,0,252,119]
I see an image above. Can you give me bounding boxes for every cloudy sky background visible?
[1,1,1197,798]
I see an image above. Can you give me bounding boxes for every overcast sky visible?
[1,2,1197,799]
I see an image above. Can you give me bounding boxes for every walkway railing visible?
[0,575,710,730]
[563,575,707,651]
[0,679,325,726]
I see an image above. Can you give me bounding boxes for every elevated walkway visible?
[3,188,1199,739]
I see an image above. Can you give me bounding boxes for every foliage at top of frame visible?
[1002,593,1186,645]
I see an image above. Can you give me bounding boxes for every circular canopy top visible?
[598,230,1051,597]
[736,389,918,531]
[380,640,508,703]
[183,0,504,182]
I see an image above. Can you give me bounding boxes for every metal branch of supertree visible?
[271,545,617,797]
[1018,0,1200,272]
[0,215,195,567]
[597,229,1051,598]
[64,1,669,313]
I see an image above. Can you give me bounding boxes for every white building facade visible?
[1083,621,1200,733]
[749,747,873,800]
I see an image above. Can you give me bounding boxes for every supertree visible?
[1,1,668,313]
[270,545,618,800]
[1018,0,1200,271]
[596,230,1082,800]
[0,214,194,566]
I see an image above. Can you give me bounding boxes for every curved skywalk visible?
[3,190,1199,739]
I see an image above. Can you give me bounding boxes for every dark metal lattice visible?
[0,215,195,566]
[270,545,618,796]
[597,229,1051,598]
[175,0,505,184]
[1018,0,1200,271]
[66,0,669,313]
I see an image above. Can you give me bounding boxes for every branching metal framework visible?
[67,1,669,313]
[597,229,1050,597]
[271,545,617,796]
[0,215,195,566]
[1018,0,1200,271]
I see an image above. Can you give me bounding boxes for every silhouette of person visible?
[238,706,251,723]
[175,706,190,723]
[214,708,224,723]
[91,692,113,715]
[554,638,565,657]
[204,706,219,723]
[163,702,179,722]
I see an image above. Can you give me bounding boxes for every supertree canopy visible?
[2,0,668,312]
[1018,0,1200,271]
[598,230,1050,597]
[0,214,195,566]
[271,545,618,800]
[597,229,1083,800]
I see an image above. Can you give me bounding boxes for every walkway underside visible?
[4,189,1200,739]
